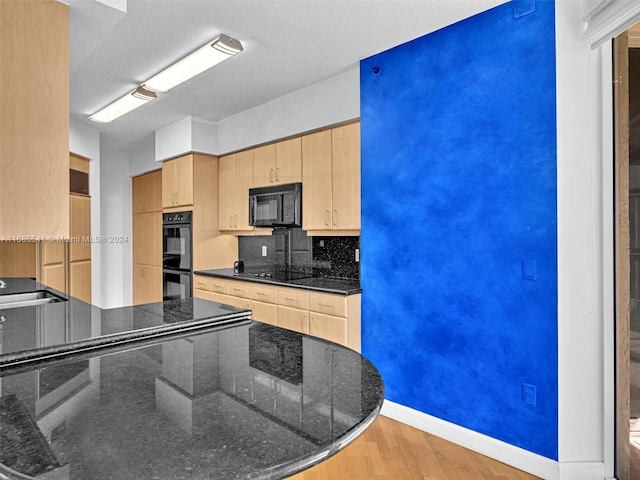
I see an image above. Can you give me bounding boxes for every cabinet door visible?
[0,242,37,277]
[309,312,348,347]
[277,306,308,334]
[251,300,278,326]
[218,155,235,230]
[41,263,66,294]
[274,137,302,185]
[132,212,161,267]
[69,260,91,303]
[252,144,276,187]
[133,173,152,213]
[133,170,162,213]
[174,154,194,207]
[161,159,176,208]
[133,264,162,305]
[69,194,91,262]
[233,150,254,231]
[302,130,333,231]
[331,123,361,230]
[0,0,69,238]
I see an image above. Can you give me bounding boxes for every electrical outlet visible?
[522,383,537,406]
[261,246,267,257]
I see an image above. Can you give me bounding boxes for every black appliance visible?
[249,323,303,385]
[162,211,192,300]
[249,182,302,228]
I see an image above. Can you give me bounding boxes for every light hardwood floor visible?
[288,415,541,480]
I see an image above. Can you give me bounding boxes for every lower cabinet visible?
[133,264,162,305]
[194,274,361,351]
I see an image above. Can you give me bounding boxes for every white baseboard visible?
[380,400,559,480]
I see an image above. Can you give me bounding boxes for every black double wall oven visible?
[162,211,192,300]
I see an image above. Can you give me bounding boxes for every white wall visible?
[556,1,612,478]
[217,68,360,154]
[129,139,157,177]
[100,151,132,308]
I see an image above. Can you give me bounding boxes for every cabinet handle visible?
[318,303,334,310]
[324,210,330,226]
[301,314,308,333]
[276,168,280,182]
[284,297,298,304]
[233,288,243,293]
[234,214,238,228]
[229,215,233,228]
[256,291,266,296]
[333,209,338,227]
[270,168,274,183]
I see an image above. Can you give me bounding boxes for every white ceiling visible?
[69,0,506,153]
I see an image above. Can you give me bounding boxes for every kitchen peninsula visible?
[0,278,383,479]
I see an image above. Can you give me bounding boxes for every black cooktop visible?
[233,270,312,281]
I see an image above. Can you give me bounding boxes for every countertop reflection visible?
[0,321,384,480]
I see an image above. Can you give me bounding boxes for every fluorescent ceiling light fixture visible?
[89,85,157,123]
[142,34,243,93]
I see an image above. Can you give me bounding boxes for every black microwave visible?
[249,182,302,228]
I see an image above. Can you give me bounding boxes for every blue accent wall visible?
[360,1,558,459]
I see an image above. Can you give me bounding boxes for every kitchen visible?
[0,0,623,479]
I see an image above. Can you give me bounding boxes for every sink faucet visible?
[0,280,6,289]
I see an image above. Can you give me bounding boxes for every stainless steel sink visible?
[0,290,67,310]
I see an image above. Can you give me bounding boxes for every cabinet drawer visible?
[309,292,347,317]
[278,306,308,334]
[309,312,348,347]
[193,275,210,291]
[228,281,252,299]
[209,278,230,294]
[252,301,278,326]
[277,287,309,310]
[224,295,252,310]
[252,284,277,304]
[195,289,229,305]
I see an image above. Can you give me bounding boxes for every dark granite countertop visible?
[0,278,252,368]
[194,268,362,295]
[0,321,384,479]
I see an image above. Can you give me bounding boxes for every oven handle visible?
[162,268,192,275]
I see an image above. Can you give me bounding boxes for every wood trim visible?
[69,153,90,173]
[615,31,631,480]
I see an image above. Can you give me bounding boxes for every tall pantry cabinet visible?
[132,170,163,305]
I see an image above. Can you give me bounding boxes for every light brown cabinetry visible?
[68,194,91,303]
[40,241,66,293]
[0,0,69,239]
[0,242,37,278]
[302,122,360,235]
[252,138,302,187]
[162,155,194,208]
[193,275,361,351]
[133,264,162,305]
[133,169,162,213]
[219,151,254,233]
[132,170,163,305]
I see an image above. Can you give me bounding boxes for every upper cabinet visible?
[133,169,162,213]
[219,151,254,233]
[162,154,194,209]
[0,0,69,238]
[302,122,360,235]
[253,138,302,187]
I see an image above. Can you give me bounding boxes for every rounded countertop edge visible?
[0,313,252,371]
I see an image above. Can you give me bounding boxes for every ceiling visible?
[68,0,506,153]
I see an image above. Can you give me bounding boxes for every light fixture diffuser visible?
[89,85,157,123]
[142,34,243,93]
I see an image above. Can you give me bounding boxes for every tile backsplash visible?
[238,228,359,280]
